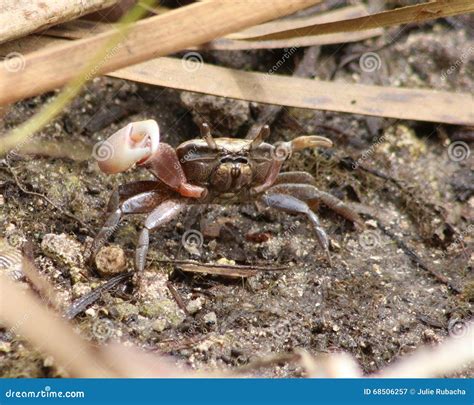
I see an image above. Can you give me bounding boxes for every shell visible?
[0,239,24,281]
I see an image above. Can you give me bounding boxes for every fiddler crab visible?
[89,120,363,271]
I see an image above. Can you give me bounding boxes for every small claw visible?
[97,120,160,174]
[290,135,333,152]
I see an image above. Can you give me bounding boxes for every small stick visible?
[65,272,133,319]
[166,281,189,316]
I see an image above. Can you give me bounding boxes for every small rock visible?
[203,311,217,325]
[330,239,341,251]
[0,194,4,205]
[95,245,127,277]
[43,356,55,367]
[109,301,139,320]
[72,283,92,299]
[85,308,96,317]
[0,341,11,353]
[208,239,217,252]
[365,219,378,229]
[216,257,235,266]
[186,297,205,315]
[152,318,167,333]
[41,233,83,268]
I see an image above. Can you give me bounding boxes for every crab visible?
[89,120,363,272]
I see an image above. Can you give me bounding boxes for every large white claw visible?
[96,120,160,174]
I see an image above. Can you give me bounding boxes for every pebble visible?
[94,245,127,277]
[186,297,205,315]
[152,319,167,333]
[203,311,217,325]
[41,233,83,268]
[0,341,11,353]
[365,219,378,228]
[85,308,96,317]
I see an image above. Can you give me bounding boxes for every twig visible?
[65,271,133,319]
[166,281,189,316]
[4,160,92,233]
[156,259,290,278]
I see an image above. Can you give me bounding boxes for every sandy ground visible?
[0,6,472,377]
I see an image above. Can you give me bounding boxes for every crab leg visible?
[287,135,333,151]
[251,136,332,196]
[260,192,332,266]
[88,183,171,265]
[135,199,187,272]
[274,171,317,186]
[267,183,364,228]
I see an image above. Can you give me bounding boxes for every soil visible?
[0,4,473,378]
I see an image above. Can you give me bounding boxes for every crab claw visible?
[290,135,333,152]
[96,120,160,174]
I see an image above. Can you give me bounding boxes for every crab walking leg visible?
[89,188,171,265]
[135,199,187,272]
[274,171,317,186]
[267,183,364,227]
[106,180,160,211]
[250,136,332,196]
[260,193,332,266]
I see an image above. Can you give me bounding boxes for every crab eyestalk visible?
[250,125,270,149]
[200,122,217,150]
[96,120,160,174]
